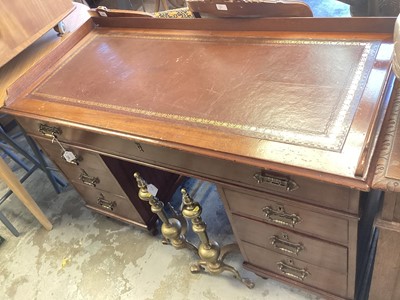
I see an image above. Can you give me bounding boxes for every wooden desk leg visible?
[0,158,52,231]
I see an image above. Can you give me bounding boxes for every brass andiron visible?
[181,188,255,289]
[133,172,197,252]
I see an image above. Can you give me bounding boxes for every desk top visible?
[3,17,397,189]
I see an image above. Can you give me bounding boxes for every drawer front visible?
[381,192,400,222]
[242,242,348,298]
[73,183,143,223]
[35,136,104,170]
[63,164,126,197]
[35,137,126,197]
[19,117,357,213]
[223,188,349,245]
[232,214,347,273]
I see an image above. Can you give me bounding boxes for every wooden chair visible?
[0,157,53,236]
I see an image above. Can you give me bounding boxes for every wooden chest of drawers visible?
[31,133,180,232]
[218,184,369,300]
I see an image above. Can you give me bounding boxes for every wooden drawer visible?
[35,137,126,197]
[369,218,400,300]
[380,192,400,222]
[222,187,350,245]
[242,242,348,298]
[73,183,143,224]
[62,164,126,197]
[35,136,105,171]
[19,117,358,214]
[232,214,347,274]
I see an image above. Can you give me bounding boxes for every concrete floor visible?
[0,162,322,300]
[0,1,350,299]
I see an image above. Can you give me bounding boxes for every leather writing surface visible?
[31,31,379,151]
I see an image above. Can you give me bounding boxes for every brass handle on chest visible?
[79,170,100,187]
[253,171,298,192]
[263,205,301,227]
[277,259,310,281]
[270,233,304,255]
[97,194,116,211]
[38,124,62,138]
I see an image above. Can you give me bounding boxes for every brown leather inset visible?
[31,31,379,151]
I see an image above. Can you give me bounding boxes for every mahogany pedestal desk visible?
[2,16,398,300]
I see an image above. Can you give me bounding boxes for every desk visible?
[1,16,397,299]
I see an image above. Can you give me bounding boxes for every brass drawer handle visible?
[97,194,116,211]
[79,170,100,187]
[38,124,62,137]
[277,259,310,281]
[253,171,299,192]
[39,125,80,166]
[262,205,301,227]
[270,233,304,255]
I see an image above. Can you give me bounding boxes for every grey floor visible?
[0,168,323,300]
[0,1,350,299]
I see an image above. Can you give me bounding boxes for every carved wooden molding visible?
[373,84,400,192]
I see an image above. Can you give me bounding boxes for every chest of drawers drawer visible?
[35,137,126,197]
[242,242,348,299]
[35,135,102,169]
[222,187,352,246]
[73,183,143,224]
[18,117,359,214]
[232,214,348,274]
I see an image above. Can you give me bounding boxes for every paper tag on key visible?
[216,4,228,11]
[62,151,77,163]
[147,184,158,197]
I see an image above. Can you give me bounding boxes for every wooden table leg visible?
[0,158,52,231]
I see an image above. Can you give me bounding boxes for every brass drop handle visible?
[38,123,62,138]
[79,170,100,187]
[262,205,301,227]
[38,124,80,166]
[97,194,116,211]
[277,259,310,281]
[253,171,299,192]
[270,233,304,255]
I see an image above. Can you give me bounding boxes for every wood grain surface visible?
[0,0,73,68]
[0,3,90,105]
